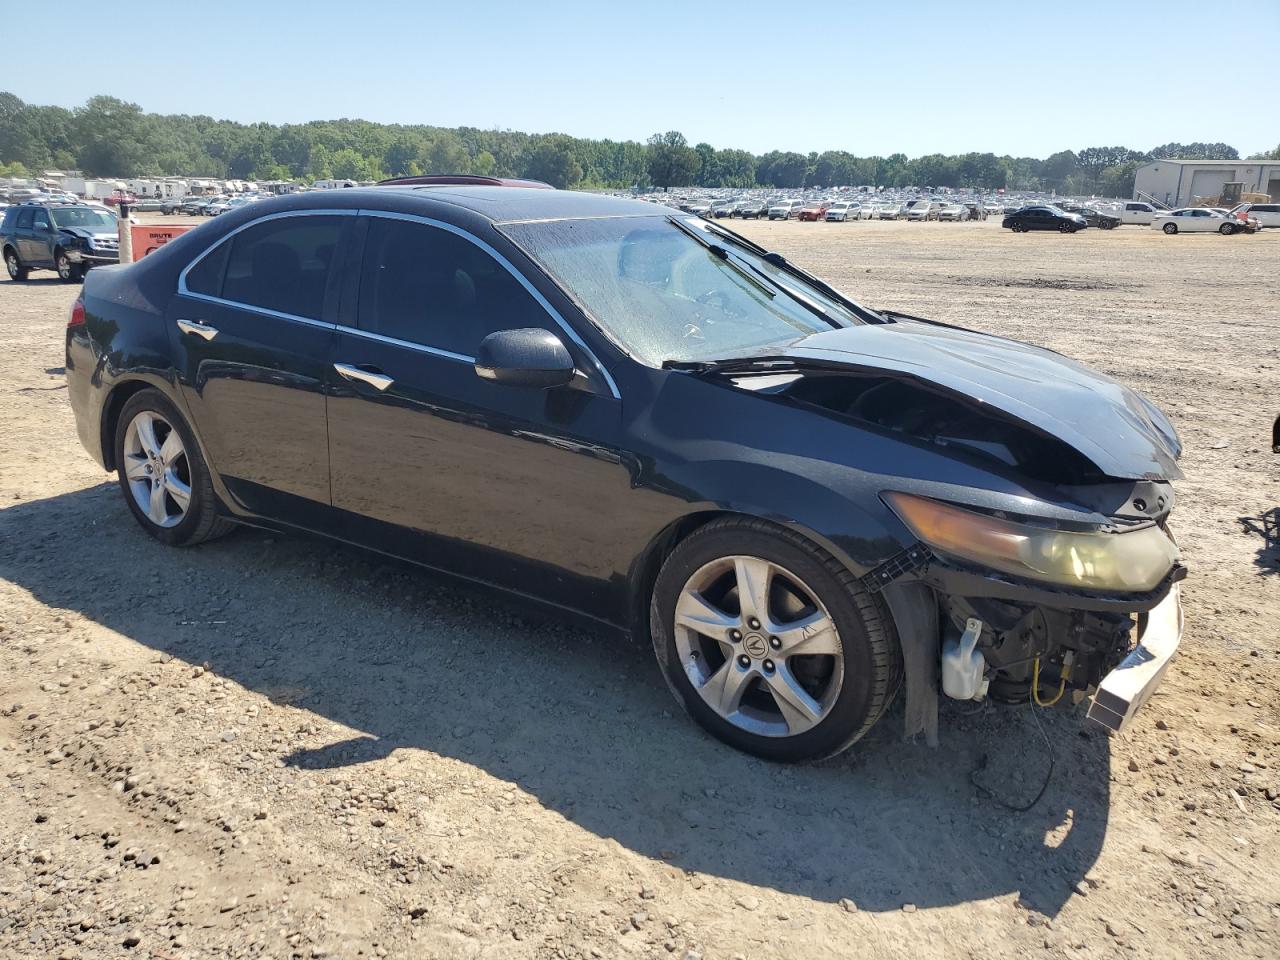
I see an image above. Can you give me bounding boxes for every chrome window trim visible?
[336,324,474,364]
[358,209,621,400]
[177,290,338,332]
[174,206,621,400]
[175,208,353,314]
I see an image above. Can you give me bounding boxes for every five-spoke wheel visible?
[113,389,233,546]
[651,518,900,761]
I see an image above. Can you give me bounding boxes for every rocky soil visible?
[1,217,1278,959]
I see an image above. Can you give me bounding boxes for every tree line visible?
[2,93,1274,196]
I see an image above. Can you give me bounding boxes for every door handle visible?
[176,318,218,341]
[334,362,394,392]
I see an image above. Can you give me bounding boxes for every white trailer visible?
[84,180,126,199]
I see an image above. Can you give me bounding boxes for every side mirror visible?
[475,328,576,389]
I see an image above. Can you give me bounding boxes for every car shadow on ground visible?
[1239,508,1280,575]
[0,484,1111,916]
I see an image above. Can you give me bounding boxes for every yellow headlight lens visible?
[884,492,1179,592]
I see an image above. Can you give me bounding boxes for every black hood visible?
[781,319,1182,481]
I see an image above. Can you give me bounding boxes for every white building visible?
[1134,158,1280,206]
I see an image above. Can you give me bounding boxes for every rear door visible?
[324,212,627,617]
[167,211,350,522]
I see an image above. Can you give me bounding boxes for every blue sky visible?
[4,0,1275,158]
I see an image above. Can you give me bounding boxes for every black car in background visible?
[734,200,767,219]
[2,202,120,281]
[1001,205,1088,233]
[65,187,1185,761]
[1080,207,1121,230]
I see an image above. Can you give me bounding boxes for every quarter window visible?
[217,216,343,320]
[357,217,550,356]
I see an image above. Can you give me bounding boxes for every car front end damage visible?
[708,313,1187,741]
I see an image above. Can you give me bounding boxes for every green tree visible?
[1149,142,1238,160]
[1247,144,1280,160]
[524,135,583,188]
[646,131,699,189]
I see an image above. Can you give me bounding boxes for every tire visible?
[1219,223,1235,235]
[4,246,28,281]
[1163,222,1177,234]
[113,389,234,547]
[1058,221,1073,233]
[649,517,901,762]
[55,249,84,283]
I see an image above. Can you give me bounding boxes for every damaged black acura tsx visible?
[66,187,1185,761]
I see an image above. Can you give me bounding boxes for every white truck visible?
[1120,201,1159,225]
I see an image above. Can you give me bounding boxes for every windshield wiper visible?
[699,220,885,324]
[662,355,797,375]
[666,216,777,301]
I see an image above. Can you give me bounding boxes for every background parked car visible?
[769,199,805,220]
[1228,202,1280,228]
[938,204,968,221]
[824,202,858,222]
[1152,208,1238,235]
[1081,207,1121,229]
[734,199,766,219]
[1002,205,1087,233]
[798,201,831,222]
[877,203,903,220]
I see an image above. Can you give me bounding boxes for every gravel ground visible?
[1,215,1278,960]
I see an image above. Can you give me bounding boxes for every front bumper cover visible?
[1086,582,1183,733]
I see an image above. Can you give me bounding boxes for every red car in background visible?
[797,200,831,221]
[102,192,138,207]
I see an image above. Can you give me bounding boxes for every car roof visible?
[372,186,670,223]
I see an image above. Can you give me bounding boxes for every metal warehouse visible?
[1134,158,1280,206]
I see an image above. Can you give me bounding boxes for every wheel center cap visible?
[743,633,769,659]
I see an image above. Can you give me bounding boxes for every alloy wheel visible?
[5,252,18,279]
[57,253,73,280]
[122,410,193,528]
[673,555,844,738]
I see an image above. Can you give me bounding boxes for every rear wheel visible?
[650,518,900,762]
[4,247,27,281]
[1163,222,1178,234]
[113,389,234,547]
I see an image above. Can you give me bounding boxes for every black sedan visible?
[1080,207,1121,230]
[65,188,1185,761]
[1001,205,1088,233]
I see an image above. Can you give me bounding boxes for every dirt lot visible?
[1,215,1278,960]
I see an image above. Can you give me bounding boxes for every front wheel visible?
[650,518,900,762]
[114,389,234,547]
[1163,222,1178,234]
[55,250,84,283]
[1058,221,1073,233]
[1219,223,1235,235]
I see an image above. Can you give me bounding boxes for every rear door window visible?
[218,216,344,321]
[15,208,34,229]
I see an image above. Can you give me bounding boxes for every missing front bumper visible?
[1086,582,1183,733]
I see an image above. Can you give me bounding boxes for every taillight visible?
[68,298,86,329]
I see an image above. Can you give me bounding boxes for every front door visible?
[325,213,628,618]
[167,212,349,522]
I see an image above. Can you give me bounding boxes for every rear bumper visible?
[1086,582,1183,733]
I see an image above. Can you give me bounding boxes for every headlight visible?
[883,491,1179,592]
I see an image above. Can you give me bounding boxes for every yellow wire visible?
[1032,656,1067,708]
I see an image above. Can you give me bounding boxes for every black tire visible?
[1163,222,1177,235]
[113,389,235,547]
[649,517,901,762]
[55,249,85,283]
[1058,221,1073,233]
[4,246,28,281]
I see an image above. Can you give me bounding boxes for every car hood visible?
[57,225,117,240]
[779,318,1183,481]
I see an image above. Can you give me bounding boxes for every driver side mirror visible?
[475,328,576,389]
